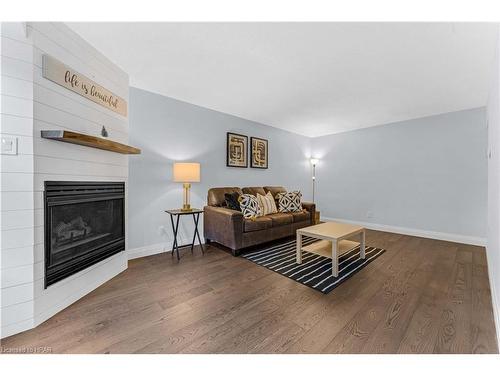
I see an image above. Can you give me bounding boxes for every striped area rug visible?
[241,236,386,294]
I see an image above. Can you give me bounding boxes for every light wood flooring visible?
[1,230,498,354]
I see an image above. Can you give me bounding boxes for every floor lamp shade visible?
[173,163,200,211]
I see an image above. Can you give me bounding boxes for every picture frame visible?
[226,132,248,168]
[250,137,268,169]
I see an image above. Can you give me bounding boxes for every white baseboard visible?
[127,236,205,260]
[127,242,172,260]
[322,216,486,246]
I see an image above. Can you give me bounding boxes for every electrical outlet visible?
[158,225,166,235]
[1,136,18,155]
[366,211,373,219]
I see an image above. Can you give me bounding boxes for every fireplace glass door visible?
[49,199,123,266]
[44,182,125,287]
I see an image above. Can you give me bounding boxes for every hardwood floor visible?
[1,230,498,354]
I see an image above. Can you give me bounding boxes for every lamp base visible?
[181,183,192,211]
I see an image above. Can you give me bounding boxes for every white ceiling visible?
[68,22,498,137]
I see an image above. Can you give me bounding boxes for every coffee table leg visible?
[332,239,339,277]
[296,232,302,264]
[360,230,366,259]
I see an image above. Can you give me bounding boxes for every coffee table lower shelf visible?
[302,239,360,258]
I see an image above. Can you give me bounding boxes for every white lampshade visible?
[173,162,201,182]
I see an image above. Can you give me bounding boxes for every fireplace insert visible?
[44,181,125,288]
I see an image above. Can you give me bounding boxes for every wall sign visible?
[42,55,127,117]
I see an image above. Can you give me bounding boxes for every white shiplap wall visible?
[0,22,130,338]
[1,22,36,339]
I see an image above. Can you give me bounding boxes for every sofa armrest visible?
[302,201,316,224]
[203,206,243,251]
[204,206,243,221]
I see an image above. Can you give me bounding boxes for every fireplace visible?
[44,181,125,288]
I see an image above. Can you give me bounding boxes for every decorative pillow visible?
[257,192,278,216]
[224,192,241,211]
[238,194,262,219]
[276,191,303,212]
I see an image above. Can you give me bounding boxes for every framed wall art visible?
[226,132,248,168]
[250,137,268,169]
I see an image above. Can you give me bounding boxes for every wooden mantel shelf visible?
[41,130,141,155]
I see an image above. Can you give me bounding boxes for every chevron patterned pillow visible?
[276,191,303,212]
[238,194,262,219]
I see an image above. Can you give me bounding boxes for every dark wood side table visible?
[165,209,204,261]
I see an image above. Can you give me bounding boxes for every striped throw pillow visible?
[238,194,262,219]
[257,192,278,216]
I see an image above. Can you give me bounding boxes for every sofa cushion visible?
[291,210,310,223]
[208,187,243,207]
[267,213,294,227]
[244,216,273,232]
[242,187,266,197]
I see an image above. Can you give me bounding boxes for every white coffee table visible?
[296,221,366,277]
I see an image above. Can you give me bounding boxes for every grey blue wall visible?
[127,88,312,256]
[311,108,488,242]
[128,86,488,258]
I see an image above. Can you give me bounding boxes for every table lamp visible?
[173,162,200,211]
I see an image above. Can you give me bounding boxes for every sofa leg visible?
[205,238,211,244]
[232,249,240,257]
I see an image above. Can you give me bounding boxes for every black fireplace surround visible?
[44,181,125,288]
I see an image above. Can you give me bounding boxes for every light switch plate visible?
[1,136,18,155]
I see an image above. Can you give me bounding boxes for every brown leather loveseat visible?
[204,186,316,256]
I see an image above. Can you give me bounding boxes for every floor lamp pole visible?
[312,163,316,203]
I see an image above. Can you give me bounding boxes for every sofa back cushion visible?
[208,187,243,207]
[242,187,266,196]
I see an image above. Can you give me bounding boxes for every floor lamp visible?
[310,158,319,224]
[310,158,318,202]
